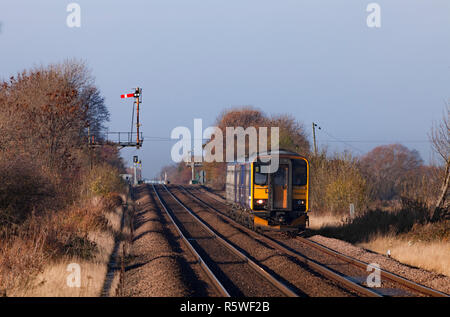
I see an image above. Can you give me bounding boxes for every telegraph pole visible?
[312,122,317,156]
[312,122,322,156]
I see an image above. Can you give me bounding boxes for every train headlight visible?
[254,199,267,210]
[293,199,306,211]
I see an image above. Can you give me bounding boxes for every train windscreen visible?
[254,165,268,185]
[292,160,307,186]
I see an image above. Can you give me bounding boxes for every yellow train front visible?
[226,150,309,232]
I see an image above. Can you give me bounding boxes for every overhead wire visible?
[314,124,432,155]
[315,125,365,154]
[322,140,431,143]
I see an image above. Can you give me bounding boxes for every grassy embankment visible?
[308,206,449,277]
[0,165,134,297]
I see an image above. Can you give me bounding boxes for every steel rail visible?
[189,186,449,297]
[296,237,449,297]
[151,184,230,297]
[161,184,299,297]
[179,185,381,297]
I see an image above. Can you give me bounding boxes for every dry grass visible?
[10,259,108,297]
[309,212,450,277]
[309,205,432,244]
[308,212,343,230]
[359,236,450,277]
[9,204,125,297]
[0,192,129,297]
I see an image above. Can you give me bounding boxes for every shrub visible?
[83,163,125,197]
[310,151,369,215]
[0,154,55,231]
[325,172,367,214]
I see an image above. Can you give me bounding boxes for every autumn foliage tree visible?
[214,107,310,156]
[0,61,107,174]
[0,60,116,225]
[205,107,310,189]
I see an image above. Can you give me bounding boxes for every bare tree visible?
[429,105,449,219]
[360,144,423,201]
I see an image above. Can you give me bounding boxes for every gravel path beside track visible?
[123,185,219,297]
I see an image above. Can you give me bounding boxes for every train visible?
[225,150,309,232]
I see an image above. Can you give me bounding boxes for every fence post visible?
[349,203,355,219]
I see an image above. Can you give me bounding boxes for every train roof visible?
[230,149,308,165]
[255,149,305,157]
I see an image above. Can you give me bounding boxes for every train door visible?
[269,159,292,210]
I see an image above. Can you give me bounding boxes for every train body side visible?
[226,163,251,209]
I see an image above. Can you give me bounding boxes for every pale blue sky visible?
[1,1,449,177]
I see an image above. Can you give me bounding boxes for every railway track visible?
[181,185,449,297]
[151,184,298,297]
[151,184,229,297]
[293,237,449,297]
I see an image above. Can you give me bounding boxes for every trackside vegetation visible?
[0,61,130,296]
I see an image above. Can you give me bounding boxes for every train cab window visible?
[254,165,267,186]
[293,160,307,186]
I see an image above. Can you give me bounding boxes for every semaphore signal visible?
[121,87,143,149]
[88,87,144,150]
[120,93,135,99]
